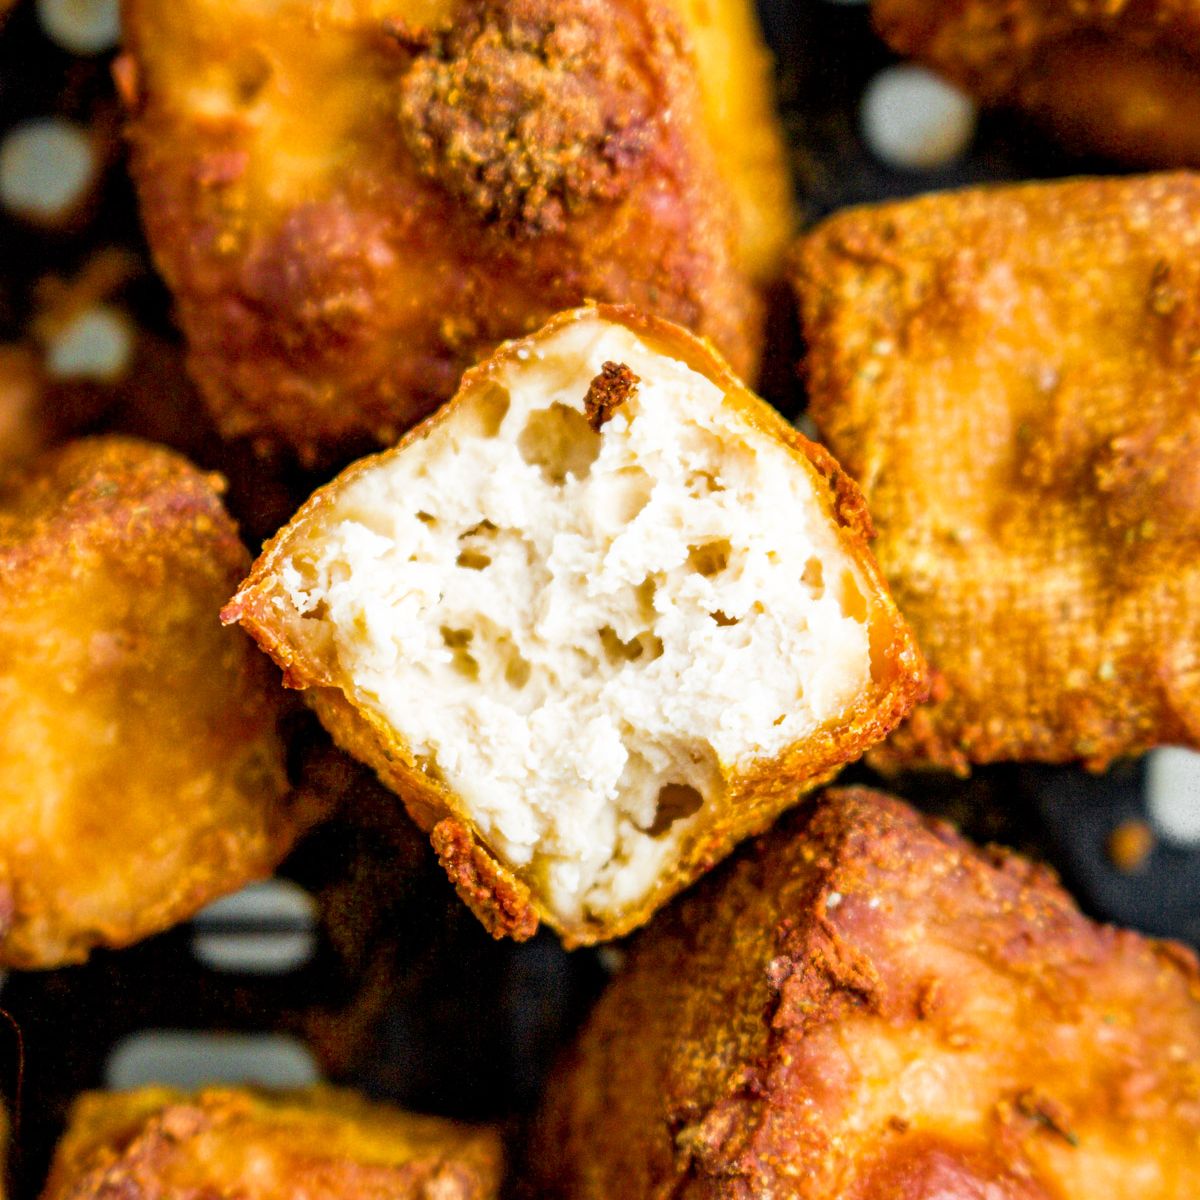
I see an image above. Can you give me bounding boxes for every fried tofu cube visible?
[224,306,926,945]
[0,436,295,967]
[671,0,795,283]
[534,787,1200,1199]
[791,174,1200,772]
[42,1086,502,1200]
[118,0,793,464]
[873,0,1200,167]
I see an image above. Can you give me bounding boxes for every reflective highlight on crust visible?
[0,436,295,967]
[792,174,1200,773]
[224,306,927,945]
[118,0,783,464]
[43,1085,503,1200]
[533,787,1200,1199]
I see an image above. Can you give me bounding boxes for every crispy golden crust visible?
[792,174,1200,773]
[669,0,795,281]
[117,0,782,465]
[0,436,296,967]
[429,818,539,941]
[533,787,1200,1199]
[873,0,1200,166]
[42,1086,503,1200]
[224,305,928,945]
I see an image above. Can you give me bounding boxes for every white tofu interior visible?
[278,319,874,925]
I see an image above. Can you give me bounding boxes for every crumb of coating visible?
[1107,819,1155,874]
[533,787,1200,1198]
[396,0,653,238]
[583,360,639,431]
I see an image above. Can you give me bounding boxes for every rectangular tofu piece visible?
[535,788,1200,1199]
[225,306,926,944]
[43,1086,502,1200]
[792,174,1200,772]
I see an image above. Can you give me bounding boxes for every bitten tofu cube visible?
[225,306,926,944]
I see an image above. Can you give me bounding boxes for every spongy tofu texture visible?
[278,320,873,925]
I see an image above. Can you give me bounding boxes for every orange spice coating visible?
[533,787,1200,1198]
[42,1085,503,1200]
[791,174,1200,773]
[222,305,928,946]
[0,436,296,967]
[872,0,1200,167]
[117,0,791,465]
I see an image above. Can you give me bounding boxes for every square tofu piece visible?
[0,437,295,968]
[225,306,926,944]
[534,788,1200,1199]
[792,175,1200,773]
[120,0,794,464]
[43,1086,502,1200]
[873,0,1200,167]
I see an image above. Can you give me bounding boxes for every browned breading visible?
[222,304,928,945]
[533,787,1200,1199]
[791,174,1200,773]
[430,817,540,942]
[582,360,639,431]
[872,0,1200,166]
[117,0,792,465]
[0,436,297,967]
[394,7,655,238]
[42,1085,503,1200]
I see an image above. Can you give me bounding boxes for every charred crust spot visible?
[431,818,539,941]
[396,0,655,237]
[584,361,639,431]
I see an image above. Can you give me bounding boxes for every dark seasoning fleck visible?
[583,360,639,432]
